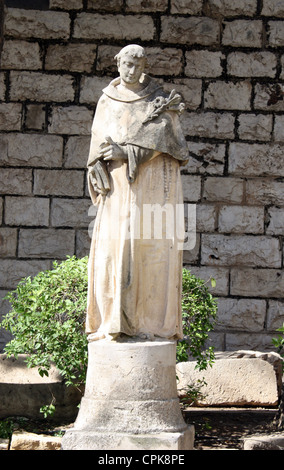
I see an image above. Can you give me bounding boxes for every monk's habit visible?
[86,74,188,340]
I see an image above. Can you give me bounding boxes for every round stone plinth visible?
[61,338,194,450]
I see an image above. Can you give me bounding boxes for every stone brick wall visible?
[1,0,284,352]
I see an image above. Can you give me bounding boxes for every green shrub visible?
[1,257,218,412]
[177,268,218,369]
[272,324,284,371]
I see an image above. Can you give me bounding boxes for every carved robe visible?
[86,74,188,340]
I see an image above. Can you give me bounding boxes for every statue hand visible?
[99,136,127,161]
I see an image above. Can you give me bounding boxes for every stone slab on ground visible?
[10,431,61,450]
[243,432,284,450]
[0,438,9,450]
[176,350,283,407]
[0,354,82,421]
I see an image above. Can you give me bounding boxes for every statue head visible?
[115,45,147,86]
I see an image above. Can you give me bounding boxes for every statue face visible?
[118,55,145,85]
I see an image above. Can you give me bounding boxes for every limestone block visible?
[201,234,281,268]
[73,14,155,41]
[218,205,264,234]
[222,20,263,47]
[0,133,63,167]
[34,170,84,197]
[87,0,123,10]
[0,103,22,131]
[1,40,41,70]
[160,79,202,111]
[76,230,91,258]
[238,113,273,141]
[145,47,183,76]
[5,197,49,227]
[161,16,220,46]
[205,80,252,111]
[267,207,284,235]
[171,0,202,14]
[80,76,112,105]
[62,340,194,450]
[176,351,282,407]
[96,45,122,73]
[0,228,17,257]
[185,50,224,78]
[184,266,229,296]
[51,198,91,228]
[196,204,217,232]
[254,83,284,111]
[25,104,46,131]
[268,21,284,47]
[45,43,97,73]
[230,268,284,298]
[245,179,284,205]
[203,177,244,203]
[0,168,32,196]
[48,106,93,135]
[181,175,201,202]
[18,229,75,259]
[226,334,276,352]
[227,52,277,78]
[50,0,83,9]
[126,0,168,11]
[182,112,235,139]
[10,432,61,450]
[206,0,257,16]
[64,136,91,168]
[0,73,5,101]
[0,260,51,289]
[267,300,284,330]
[243,434,284,451]
[185,142,225,174]
[274,115,284,141]
[229,143,284,177]
[0,439,9,450]
[216,298,266,332]
[10,71,75,102]
[262,0,284,16]
[4,8,70,39]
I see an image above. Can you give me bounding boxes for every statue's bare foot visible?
[87,332,106,342]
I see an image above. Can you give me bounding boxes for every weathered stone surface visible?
[206,0,257,17]
[185,50,224,78]
[5,197,49,226]
[185,142,225,174]
[73,13,155,40]
[18,228,75,258]
[10,71,75,102]
[201,234,281,268]
[171,0,202,14]
[126,0,168,11]
[231,268,284,298]
[161,16,220,45]
[25,104,46,131]
[238,113,273,141]
[181,175,201,202]
[0,169,32,195]
[96,45,121,73]
[203,177,244,203]
[176,351,282,407]
[254,82,284,111]
[62,340,194,450]
[267,300,284,331]
[145,47,183,76]
[0,228,17,257]
[196,204,216,232]
[0,438,9,450]
[4,8,70,39]
[162,79,202,110]
[216,298,266,332]
[1,39,41,70]
[80,76,111,105]
[182,112,235,139]
[50,0,83,8]
[184,265,229,296]
[0,73,5,101]
[243,433,284,451]
[45,43,97,73]
[0,259,51,289]
[245,179,284,205]
[268,21,284,47]
[204,80,252,110]
[10,432,62,450]
[274,114,284,141]
[218,205,264,234]
[222,20,263,47]
[87,0,123,10]
[51,198,91,228]
[48,106,93,135]
[64,136,91,168]
[262,0,284,16]
[0,103,22,131]
[227,52,277,77]
[229,143,284,177]
[34,170,84,197]
[0,133,63,167]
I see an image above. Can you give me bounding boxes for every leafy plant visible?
[0,418,14,439]
[1,259,217,416]
[177,268,218,370]
[1,256,88,390]
[272,324,284,370]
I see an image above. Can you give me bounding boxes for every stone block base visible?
[61,426,194,450]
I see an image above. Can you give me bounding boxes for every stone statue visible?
[86,44,188,342]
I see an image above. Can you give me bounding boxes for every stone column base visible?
[61,339,194,450]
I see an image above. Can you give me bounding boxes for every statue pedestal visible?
[61,339,194,450]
